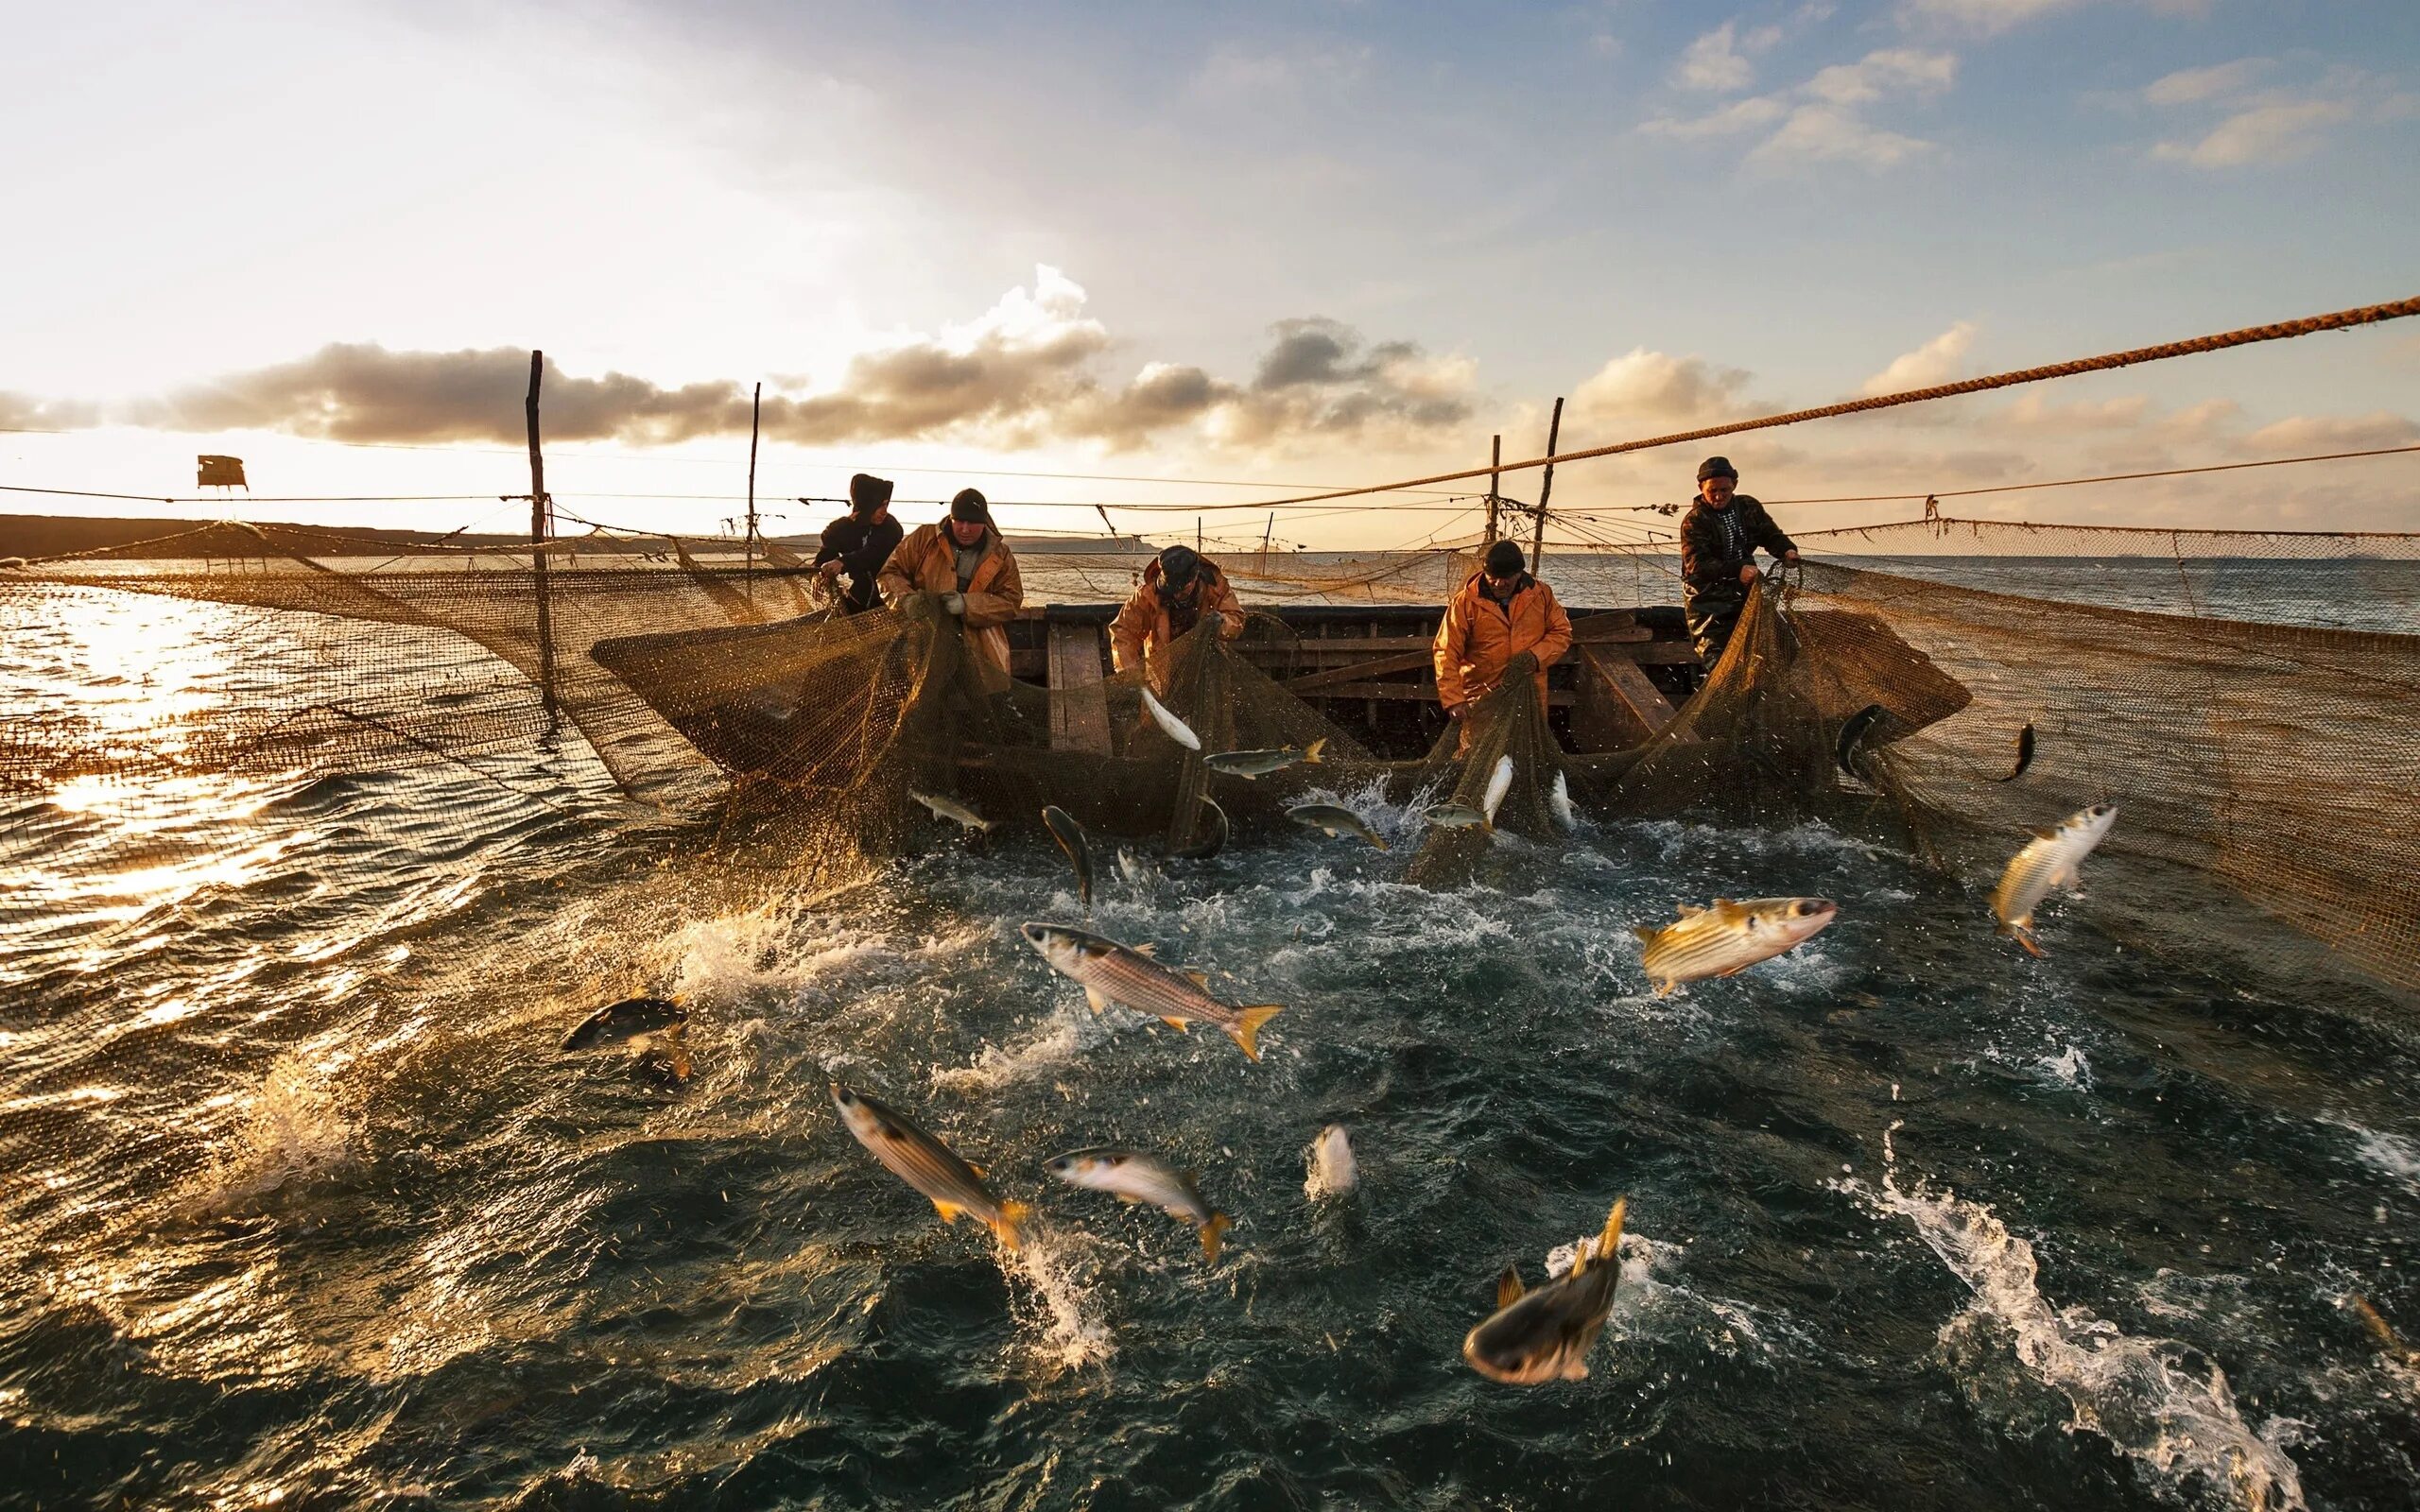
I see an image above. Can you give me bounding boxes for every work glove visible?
[1502,649,1540,680]
[1446,703,1466,722]
[941,591,968,616]
[1739,563,1762,587]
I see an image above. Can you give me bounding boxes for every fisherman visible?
[1679,456,1799,669]
[1109,543,1245,679]
[811,472,904,613]
[1433,539,1573,727]
[876,487,1025,685]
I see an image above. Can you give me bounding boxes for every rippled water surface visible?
[4,584,2417,1511]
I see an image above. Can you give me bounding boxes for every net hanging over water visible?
[3,514,2417,1009]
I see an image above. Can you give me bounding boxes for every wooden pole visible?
[1484,433,1501,544]
[745,381,762,584]
[526,351,558,728]
[1533,397,1562,563]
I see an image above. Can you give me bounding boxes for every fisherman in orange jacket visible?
[1109,544,1245,678]
[1433,540,1573,722]
[877,489,1025,685]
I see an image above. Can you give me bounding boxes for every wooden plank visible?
[1046,622,1112,754]
[1570,611,1651,644]
[1284,647,1435,694]
[1576,645,1677,747]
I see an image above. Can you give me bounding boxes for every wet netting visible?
[4,516,2417,1005]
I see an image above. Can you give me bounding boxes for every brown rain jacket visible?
[1109,558,1246,674]
[1432,571,1573,713]
[877,522,1025,679]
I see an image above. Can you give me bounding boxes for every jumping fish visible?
[1305,1124,1357,1197]
[1634,897,1839,995]
[1462,1199,1628,1384]
[560,996,685,1052]
[1996,723,2037,783]
[1547,770,1579,832]
[561,997,690,1079]
[1044,1146,1233,1263]
[829,1084,1028,1250]
[1203,738,1325,779]
[1041,805,1094,907]
[1424,802,1493,832]
[1020,922,1285,1060]
[1481,754,1514,826]
[908,787,997,833]
[1140,688,1201,751]
[1835,703,1888,781]
[1171,796,1229,860]
[1287,803,1389,850]
[1992,802,2116,957]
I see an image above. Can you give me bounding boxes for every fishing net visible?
[4,514,2417,1008]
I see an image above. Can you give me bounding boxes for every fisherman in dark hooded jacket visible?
[1110,543,1246,678]
[812,473,905,613]
[1679,455,1798,667]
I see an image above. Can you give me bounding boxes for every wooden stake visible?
[526,351,558,727]
[1533,397,1562,564]
[1485,433,1502,544]
[746,381,762,583]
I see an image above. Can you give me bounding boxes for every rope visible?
[0,483,527,506]
[1763,443,2420,507]
[1211,296,2420,509]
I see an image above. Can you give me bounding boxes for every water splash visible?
[1839,1129,2308,1512]
[186,1048,356,1216]
[1000,1222,1114,1375]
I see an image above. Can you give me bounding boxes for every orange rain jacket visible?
[877,523,1025,679]
[1109,558,1246,674]
[1432,571,1573,713]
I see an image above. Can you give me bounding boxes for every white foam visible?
[1303,1125,1357,1199]
[2328,1118,2420,1194]
[2037,1044,2094,1091]
[1838,1148,2308,1512]
[1000,1221,1114,1374]
[188,1047,356,1215]
[929,1006,1126,1095]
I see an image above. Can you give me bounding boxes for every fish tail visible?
[992,1200,1031,1252]
[1371,834,1391,851]
[1305,737,1325,764]
[1995,920,2046,958]
[1589,1197,1628,1275]
[1230,1005,1284,1060]
[1200,1211,1232,1264]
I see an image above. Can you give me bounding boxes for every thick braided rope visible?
[1237,296,2420,508]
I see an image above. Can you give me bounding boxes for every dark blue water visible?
[4,582,2417,1511]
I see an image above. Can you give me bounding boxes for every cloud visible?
[1568,348,1754,429]
[1192,41,1374,100]
[2238,411,2420,455]
[1860,322,1978,396]
[1986,392,2153,432]
[2143,58,2268,106]
[97,269,1471,455]
[0,392,100,431]
[1894,0,2078,35]
[2152,98,2357,167]
[1645,47,1956,170]
[1750,105,1937,169]
[1674,22,1778,93]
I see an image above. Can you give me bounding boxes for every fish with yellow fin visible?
[1634,897,1837,995]
[1020,922,1284,1060]
[829,1084,1029,1251]
[1462,1199,1628,1384]
[1045,1147,1233,1263]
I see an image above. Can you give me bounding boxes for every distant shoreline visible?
[0,512,1150,561]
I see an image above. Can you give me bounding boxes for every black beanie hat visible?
[1156,543,1201,589]
[1697,455,1738,483]
[949,488,992,525]
[848,472,894,518]
[1484,540,1525,577]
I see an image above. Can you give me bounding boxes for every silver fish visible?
[1286,803,1390,850]
[1424,802,1494,832]
[1633,897,1838,995]
[1463,1199,1628,1384]
[908,787,997,833]
[1044,1146,1232,1263]
[1304,1124,1357,1197]
[1202,738,1326,779]
[829,1084,1028,1250]
[1140,688,1201,750]
[560,996,684,1053]
[1992,802,2116,957]
[1042,805,1093,907]
[1547,770,1579,832]
[1481,754,1513,825]
[1021,922,1284,1060]
[1170,796,1228,860]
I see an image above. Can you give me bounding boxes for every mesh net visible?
[5,514,2417,1011]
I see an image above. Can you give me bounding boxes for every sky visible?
[3,0,2416,549]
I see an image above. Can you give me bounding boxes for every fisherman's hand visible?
[1446,703,1466,722]
[895,591,940,621]
[1502,649,1540,679]
[941,591,968,616]
[818,560,843,581]
[1739,563,1762,587]
[1784,549,1800,565]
